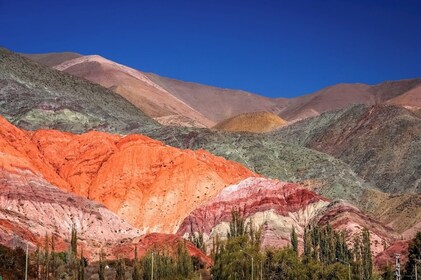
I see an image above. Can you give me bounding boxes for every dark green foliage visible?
[50,235,57,279]
[140,242,196,280]
[77,249,86,280]
[290,226,298,255]
[361,229,373,280]
[227,209,246,239]
[71,225,77,257]
[381,265,394,280]
[188,218,206,254]
[0,244,30,280]
[132,247,141,280]
[211,210,262,280]
[115,257,126,280]
[302,224,351,265]
[404,231,421,279]
[209,209,367,279]
[43,233,50,280]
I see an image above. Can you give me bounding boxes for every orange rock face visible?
[0,117,255,233]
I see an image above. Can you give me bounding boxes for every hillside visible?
[178,177,398,256]
[52,55,214,127]
[146,72,285,122]
[213,111,287,133]
[0,48,160,134]
[0,116,401,262]
[273,104,421,194]
[0,116,254,233]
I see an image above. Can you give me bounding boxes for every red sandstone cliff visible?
[0,116,254,234]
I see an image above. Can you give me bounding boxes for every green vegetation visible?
[210,209,378,280]
[139,241,196,280]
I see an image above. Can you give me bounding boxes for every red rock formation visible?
[0,168,139,257]
[178,177,398,257]
[0,116,255,234]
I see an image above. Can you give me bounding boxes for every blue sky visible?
[1,0,421,98]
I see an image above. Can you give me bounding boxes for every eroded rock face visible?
[178,177,397,256]
[0,168,140,257]
[0,116,255,234]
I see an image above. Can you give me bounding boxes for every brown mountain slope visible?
[278,83,374,121]
[145,73,287,122]
[368,78,421,102]
[54,55,215,127]
[213,111,287,133]
[22,52,82,67]
[387,84,421,107]
[279,79,421,122]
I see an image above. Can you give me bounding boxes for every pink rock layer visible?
[178,177,398,258]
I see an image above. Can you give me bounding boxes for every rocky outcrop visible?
[0,116,254,234]
[178,177,397,256]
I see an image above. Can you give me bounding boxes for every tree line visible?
[1,215,421,279]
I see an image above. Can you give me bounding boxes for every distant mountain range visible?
[0,46,420,269]
[23,51,421,128]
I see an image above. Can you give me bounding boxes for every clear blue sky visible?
[1,0,421,98]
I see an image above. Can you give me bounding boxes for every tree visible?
[176,241,193,277]
[211,210,262,280]
[290,226,298,255]
[188,219,206,253]
[115,257,126,280]
[404,231,421,280]
[361,228,373,280]
[227,209,246,239]
[303,226,312,263]
[132,247,141,280]
[71,225,77,257]
[50,235,56,279]
[43,233,50,280]
[98,250,106,280]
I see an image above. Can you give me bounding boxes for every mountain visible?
[51,55,214,127]
[278,83,374,121]
[0,48,160,134]
[213,111,287,133]
[273,104,421,194]
[24,52,286,125]
[278,79,421,122]
[387,84,421,107]
[145,73,286,123]
[0,115,399,261]
[3,47,420,236]
[25,51,421,126]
